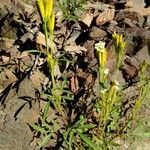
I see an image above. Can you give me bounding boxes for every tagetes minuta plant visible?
[112,33,125,69]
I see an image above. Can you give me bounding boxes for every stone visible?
[30,70,46,92]
[89,26,107,41]
[115,10,139,22]
[80,13,93,27]
[124,18,137,27]
[0,38,15,50]
[0,88,39,150]
[134,46,150,65]
[17,78,36,98]
[125,0,134,8]
[96,8,115,26]
[0,69,17,92]
[122,57,139,83]
[64,45,87,54]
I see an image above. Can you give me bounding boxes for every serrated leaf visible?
[78,124,96,131]
[39,133,52,148]
[79,133,99,150]
[68,130,75,149]
[108,141,120,147]
[43,101,50,120]
[30,124,46,133]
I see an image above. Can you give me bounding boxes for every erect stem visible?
[43,21,56,88]
[43,21,49,54]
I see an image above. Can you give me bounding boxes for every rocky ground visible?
[0,0,150,150]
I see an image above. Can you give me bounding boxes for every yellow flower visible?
[36,0,45,21]
[47,11,55,36]
[112,32,125,53]
[36,0,54,22]
[44,0,54,21]
[112,32,125,69]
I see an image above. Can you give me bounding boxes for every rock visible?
[124,18,137,27]
[96,8,115,26]
[116,70,126,86]
[115,10,139,22]
[20,51,34,67]
[138,7,150,16]
[134,46,150,65]
[1,55,10,64]
[0,85,39,149]
[108,20,118,32]
[122,57,139,83]
[17,78,36,98]
[16,32,34,50]
[0,69,17,92]
[125,0,134,8]
[0,38,20,63]
[0,0,17,39]
[85,1,114,17]
[66,31,80,45]
[30,70,46,92]
[0,113,34,150]
[64,45,87,54]
[83,40,97,69]
[80,13,93,27]
[89,26,107,41]
[0,0,34,39]
[0,38,15,50]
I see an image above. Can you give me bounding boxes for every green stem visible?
[44,21,56,88]
[44,21,49,54]
[113,68,119,81]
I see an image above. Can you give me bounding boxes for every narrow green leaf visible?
[26,49,46,54]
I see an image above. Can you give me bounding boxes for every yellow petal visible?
[44,0,54,21]
[47,11,55,35]
[36,0,45,21]
[99,49,107,68]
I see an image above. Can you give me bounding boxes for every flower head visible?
[95,41,107,68]
[95,41,105,51]
[36,0,54,22]
[104,68,109,75]
[112,32,125,69]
